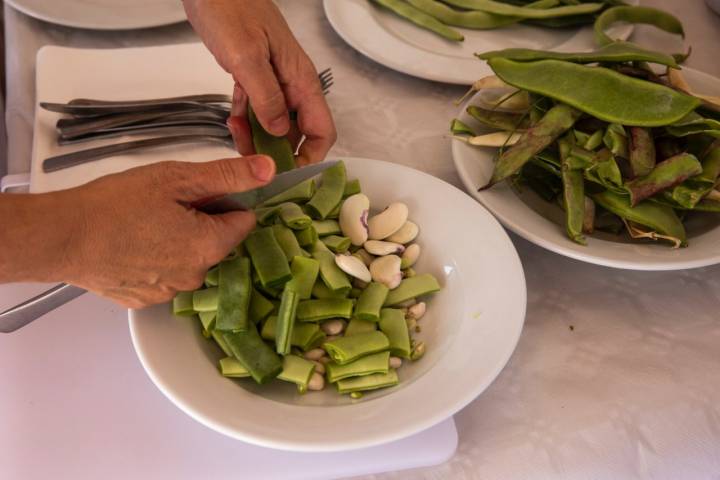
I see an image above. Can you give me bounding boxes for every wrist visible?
[0,190,83,284]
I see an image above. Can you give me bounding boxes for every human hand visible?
[55,155,275,308]
[183,0,336,167]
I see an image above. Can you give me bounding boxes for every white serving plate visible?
[6,0,186,30]
[452,67,720,271]
[130,156,527,452]
[323,0,637,85]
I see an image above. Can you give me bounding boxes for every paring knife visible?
[0,161,339,333]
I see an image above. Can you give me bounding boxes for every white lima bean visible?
[312,360,326,375]
[335,254,372,283]
[389,357,403,369]
[364,240,405,256]
[339,194,370,246]
[407,302,426,320]
[308,372,326,391]
[401,243,421,269]
[386,221,419,244]
[368,203,408,240]
[303,348,326,361]
[369,255,402,289]
[321,319,346,336]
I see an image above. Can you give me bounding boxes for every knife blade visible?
[197,160,338,213]
[0,160,338,333]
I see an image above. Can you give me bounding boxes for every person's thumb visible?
[204,209,258,257]
[171,155,276,201]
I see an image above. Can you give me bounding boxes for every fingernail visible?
[269,115,290,136]
[249,155,274,182]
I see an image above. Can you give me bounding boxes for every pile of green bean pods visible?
[369,0,631,42]
[173,161,441,397]
[451,10,720,247]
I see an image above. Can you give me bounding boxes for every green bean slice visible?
[271,224,304,262]
[379,308,412,359]
[343,179,362,198]
[216,257,252,332]
[326,352,390,383]
[297,298,354,322]
[321,235,351,253]
[323,331,390,365]
[336,370,399,394]
[261,179,315,206]
[172,291,195,316]
[287,256,320,300]
[313,219,342,237]
[249,289,275,324]
[245,227,292,289]
[354,282,390,322]
[306,162,347,219]
[384,274,441,306]
[204,266,219,287]
[219,357,251,378]
[345,318,378,336]
[193,287,218,313]
[223,326,283,384]
[488,58,701,127]
[277,355,316,393]
[278,202,312,230]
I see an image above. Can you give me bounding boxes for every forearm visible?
[0,192,76,283]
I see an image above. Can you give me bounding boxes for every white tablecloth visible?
[3,1,720,479]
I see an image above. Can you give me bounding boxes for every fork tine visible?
[318,68,333,95]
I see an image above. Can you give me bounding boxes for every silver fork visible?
[41,68,334,173]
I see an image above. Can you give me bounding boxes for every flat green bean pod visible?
[248,106,296,173]
[467,106,529,131]
[625,153,703,206]
[594,6,684,48]
[487,58,701,127]
[441,0,603,19]
[370,0,464,42]
[306,162,347,220]
[477,41,679,68]
[336,370,399,394]
[592,190,686,244]
[405,0,533,29]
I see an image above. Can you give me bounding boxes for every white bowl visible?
[129,157,526,452]
[452,68,720,271]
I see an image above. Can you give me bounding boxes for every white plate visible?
[453,67,720,271]
[323,0,637,85]
[6,0,186,30]
[129,157,527,452]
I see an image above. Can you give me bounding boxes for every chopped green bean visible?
[311,280,349,299]
[379,309,412,358]
[193,287,218,313]
[287,256,320,300]
[204,266,219,287]
[219,357,251,378]
[261,316,325,351]
[245,227,292,288]
[603,124,628,159]
[321,235,351,253]
[211,330,233,356]
[323,331,390,365]
[313,219,342,236]
[311,241,352,294]
[249,289,275,324]
[255,205,280,226]
[294,226,319,247]
[354,282,389,322]
[585,129,604,151]
[336,370,399,394]
[306,162,346,219]
[326,352,390,383]
[297,298,354,322]
[271,224,304,263]
[278,202,312,230]
[349,287,363,299]
[277,355,316,393]
[216,257,252,332]
[199,310,216,334]
[343,179,362,197]
[173,291,195,316]
[345,318,378,336]
[384,274,441,306]
[223,325,283,384]
[276,288,299,355]
[628,127,656,178]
